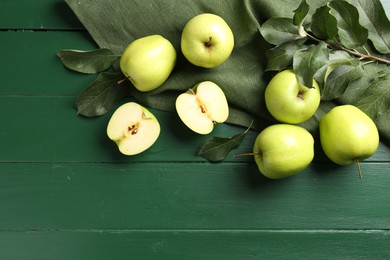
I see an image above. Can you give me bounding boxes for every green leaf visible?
[298,101,336,133]
[259,18,303,46]
[347,0,390,54]
[265,39,307,71]
[321,64,364,100]
[314,50,359,86]
[57,48,119,74]
[293,0,310,26]
[293,41,330,88]
[354,72,390,119]
[375,109,390,144]
[197,125,252,162]
[311,4,338,40]
[76,72,128,117]
[329,0,368,48]
[338,63,390,104]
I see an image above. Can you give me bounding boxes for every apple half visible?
[175,81,229,135]
[107,102,160,155]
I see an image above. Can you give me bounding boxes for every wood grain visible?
[1,230,389,259]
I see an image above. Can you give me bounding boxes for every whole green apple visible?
[253,124,314,179]
[265,69,321,124]
[107,102,160,155]
[119,35,176,92]
[181,13,234,68]
[319,105,379,168]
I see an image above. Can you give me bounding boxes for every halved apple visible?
[175,81,229,134]
[107,102,160,155]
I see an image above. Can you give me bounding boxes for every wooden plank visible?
[0,162,389,230]
[1,96,389,163]
[0,32,97,96]
[0,96,258,163]
[0,230,389,260]
[0,0,83,29]
[0,230,389,259]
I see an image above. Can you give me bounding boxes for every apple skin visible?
[253,124,314,179]
[265,69,321,124]
[107,102,160,156]
[175,81,229,135]
[119,35,176,92]
[319,104,379,165]
[181,13,234,68]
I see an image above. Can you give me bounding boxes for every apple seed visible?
[126,123,139,136]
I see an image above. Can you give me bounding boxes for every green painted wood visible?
[0,0,84,29]
[0,230,389,259]
[0,32,96,96]
[0,162,389,230]
[1,96,389,163]
[0,96,259,163]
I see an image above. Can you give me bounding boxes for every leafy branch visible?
[332,44,390,65]
[260,0,390,126]
[304,30,390,65]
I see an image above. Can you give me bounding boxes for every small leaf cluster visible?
[57,49,126,117]
[259,0,390,124]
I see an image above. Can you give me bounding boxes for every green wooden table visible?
[1,1,390,259]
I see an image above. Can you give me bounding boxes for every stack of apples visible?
[107,13,233,155]
[254,70,379,179]
[106,12,380,180]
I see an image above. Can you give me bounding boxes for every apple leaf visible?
[265,39,307,71]
[339,63,389,98]
[76,72,128,117]
[348,0,390,54]
[321,64,364,100]
[259,18,303,46]
[313,50,359,86]
[375,109,390,144]
[197,124,252,162]
[329,0,368,48]
[354,72,390,119]
[57,48,119,74]
[293,0,309,26]
[293,41,330,88]
[311,5,338,40]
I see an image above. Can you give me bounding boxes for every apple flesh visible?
[265,69,321,124]
[119,35,176,92]
[253,124,314,179]
[319,104,379,166]
[175,81,229,134]
[107,102,160,155]
[181,13,234,68]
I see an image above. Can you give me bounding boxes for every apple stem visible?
[233,152,260,158]
[205,37,213,47]
[117,76,130,85]
[355,159,363,179]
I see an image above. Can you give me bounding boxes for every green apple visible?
[119,35,176,92]
[181,13,234,68]
[319,105,379,174]
[265,69,321,124]
[175,81,229,134]
[253,124,314,179]
[107,102,160,155]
